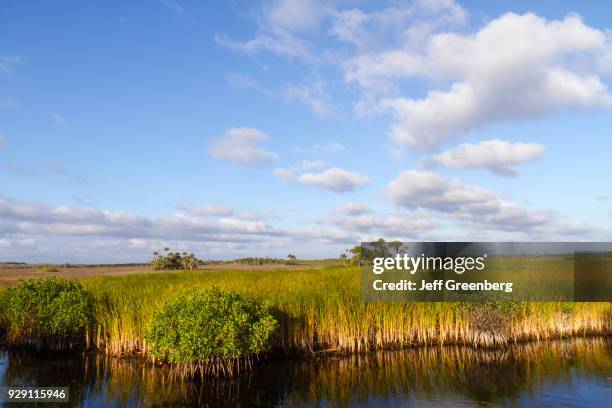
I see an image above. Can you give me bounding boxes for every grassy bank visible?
[70,266,612,357]
[0,265,610,368]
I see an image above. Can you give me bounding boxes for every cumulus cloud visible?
[210,127,279,165]
[372,13,612,149]
[0,194,417,262]
[384,170,610,239]
[428,140,544,176]
[0,195,282,240]
[273,159,325,182]
[336,202,370,216]
[218,3,612,150]
[385,170,556,231]
[297,167,371,192]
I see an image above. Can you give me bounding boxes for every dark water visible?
[1,338,610,407]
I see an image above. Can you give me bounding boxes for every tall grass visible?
[74,266,612,358]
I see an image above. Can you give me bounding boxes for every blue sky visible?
[1,0,612,262]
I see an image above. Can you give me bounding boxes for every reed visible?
[0,265,609,376]
[73,266,611,358]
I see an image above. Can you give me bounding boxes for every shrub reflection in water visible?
[1,337,610,407]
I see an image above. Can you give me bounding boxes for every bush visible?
[0,278,92,350]
[146,288,277,364]
[151,248,200,270]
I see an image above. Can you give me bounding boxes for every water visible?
[0,338,610,407]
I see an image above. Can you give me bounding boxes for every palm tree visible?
[372,238,388,257]
[390,240,403,255]
[339,253,348,265]
[349,245,363,265]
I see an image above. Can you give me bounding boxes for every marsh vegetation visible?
[0,262,610,377]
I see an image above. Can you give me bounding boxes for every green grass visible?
[74,265,612,357]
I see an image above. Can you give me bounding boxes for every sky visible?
[1,0,612,263]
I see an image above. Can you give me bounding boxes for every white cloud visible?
[385,170,555,231]
[428,139,544,176]
[217,4,612,150]
[0,195,381,262]
[210,127,279,165]
[0,55,22,75]
[0,195,282,240]
[50,113,65,126]
[266,0,328,33]
[371,12,612,149]
[185,205,234,217]
[215,31,317,64]
[282,81,335,117]
[273,160,324,182]
[215,0,328,63]
[336,202,370,216]
[326,211,434,238]
[297,167,370,192]
[384,171,609,239]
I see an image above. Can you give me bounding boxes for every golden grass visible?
[76,266,611,358]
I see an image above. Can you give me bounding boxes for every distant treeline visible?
[207,257,295,266]
[0,262,148,269]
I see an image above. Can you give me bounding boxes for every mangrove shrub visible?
[0,277,92,350]
[146,288,277,364]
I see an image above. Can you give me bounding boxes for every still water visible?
[0,338,610,407]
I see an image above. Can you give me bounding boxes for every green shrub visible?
[151,248,200,270]
[0,278,92,350]
[146,288,277,364]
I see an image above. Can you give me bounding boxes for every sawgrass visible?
[77,266,611,357]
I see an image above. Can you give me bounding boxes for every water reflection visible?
[1,338,610,407]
